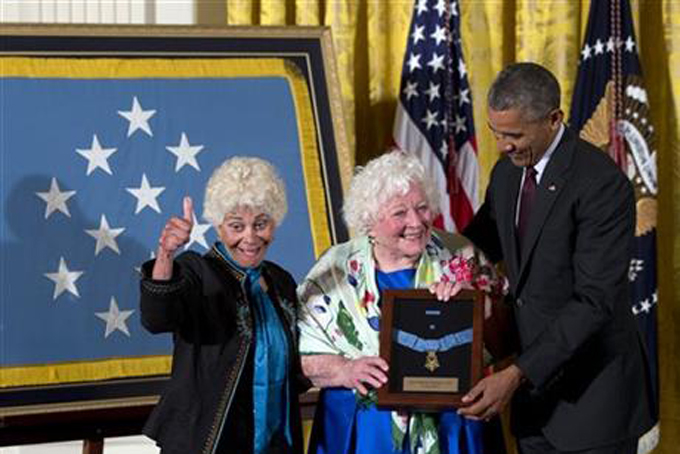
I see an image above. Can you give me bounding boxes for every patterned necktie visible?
[517,166,537,251]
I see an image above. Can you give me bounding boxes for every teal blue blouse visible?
[216,243,291,453]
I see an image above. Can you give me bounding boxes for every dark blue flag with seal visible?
[569,0,659,451]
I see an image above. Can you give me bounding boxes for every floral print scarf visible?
[298,233,504,454]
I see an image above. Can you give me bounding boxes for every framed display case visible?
[378,289,483,411]
[0,24,346,445]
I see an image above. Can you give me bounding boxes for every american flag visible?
[569,0,659,451]
[0,58,317,387]
[393,0,478,232]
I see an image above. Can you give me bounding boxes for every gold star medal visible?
[425,351,440,372]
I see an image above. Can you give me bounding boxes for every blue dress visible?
[308,269,483,454]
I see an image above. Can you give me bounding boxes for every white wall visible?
[0,0,194,24]
[0,1,194,452]
[154,0,193,24]
[0,436,159,454]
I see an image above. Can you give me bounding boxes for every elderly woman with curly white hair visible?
[298,150,506,454]
[139,156,307,454]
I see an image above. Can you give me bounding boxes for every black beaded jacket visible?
[139,246,307,454]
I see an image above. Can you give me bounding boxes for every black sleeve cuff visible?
[140,259,185,296]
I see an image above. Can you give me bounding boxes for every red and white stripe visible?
[394,104,478,233]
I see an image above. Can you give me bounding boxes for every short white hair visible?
[343,150,440,235]
[203,156,287,227]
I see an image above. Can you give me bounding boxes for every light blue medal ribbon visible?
[393,328,473,352]
[393,328,473,373]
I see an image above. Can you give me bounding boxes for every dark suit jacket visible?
[464,127,655,450]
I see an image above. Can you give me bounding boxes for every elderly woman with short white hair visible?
[298,150,505,454]
[140,156,307,454]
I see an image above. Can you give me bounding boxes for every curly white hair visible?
[203,156,287,227]
[343,149,440,235]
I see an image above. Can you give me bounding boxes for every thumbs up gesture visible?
[158,196,195,257]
